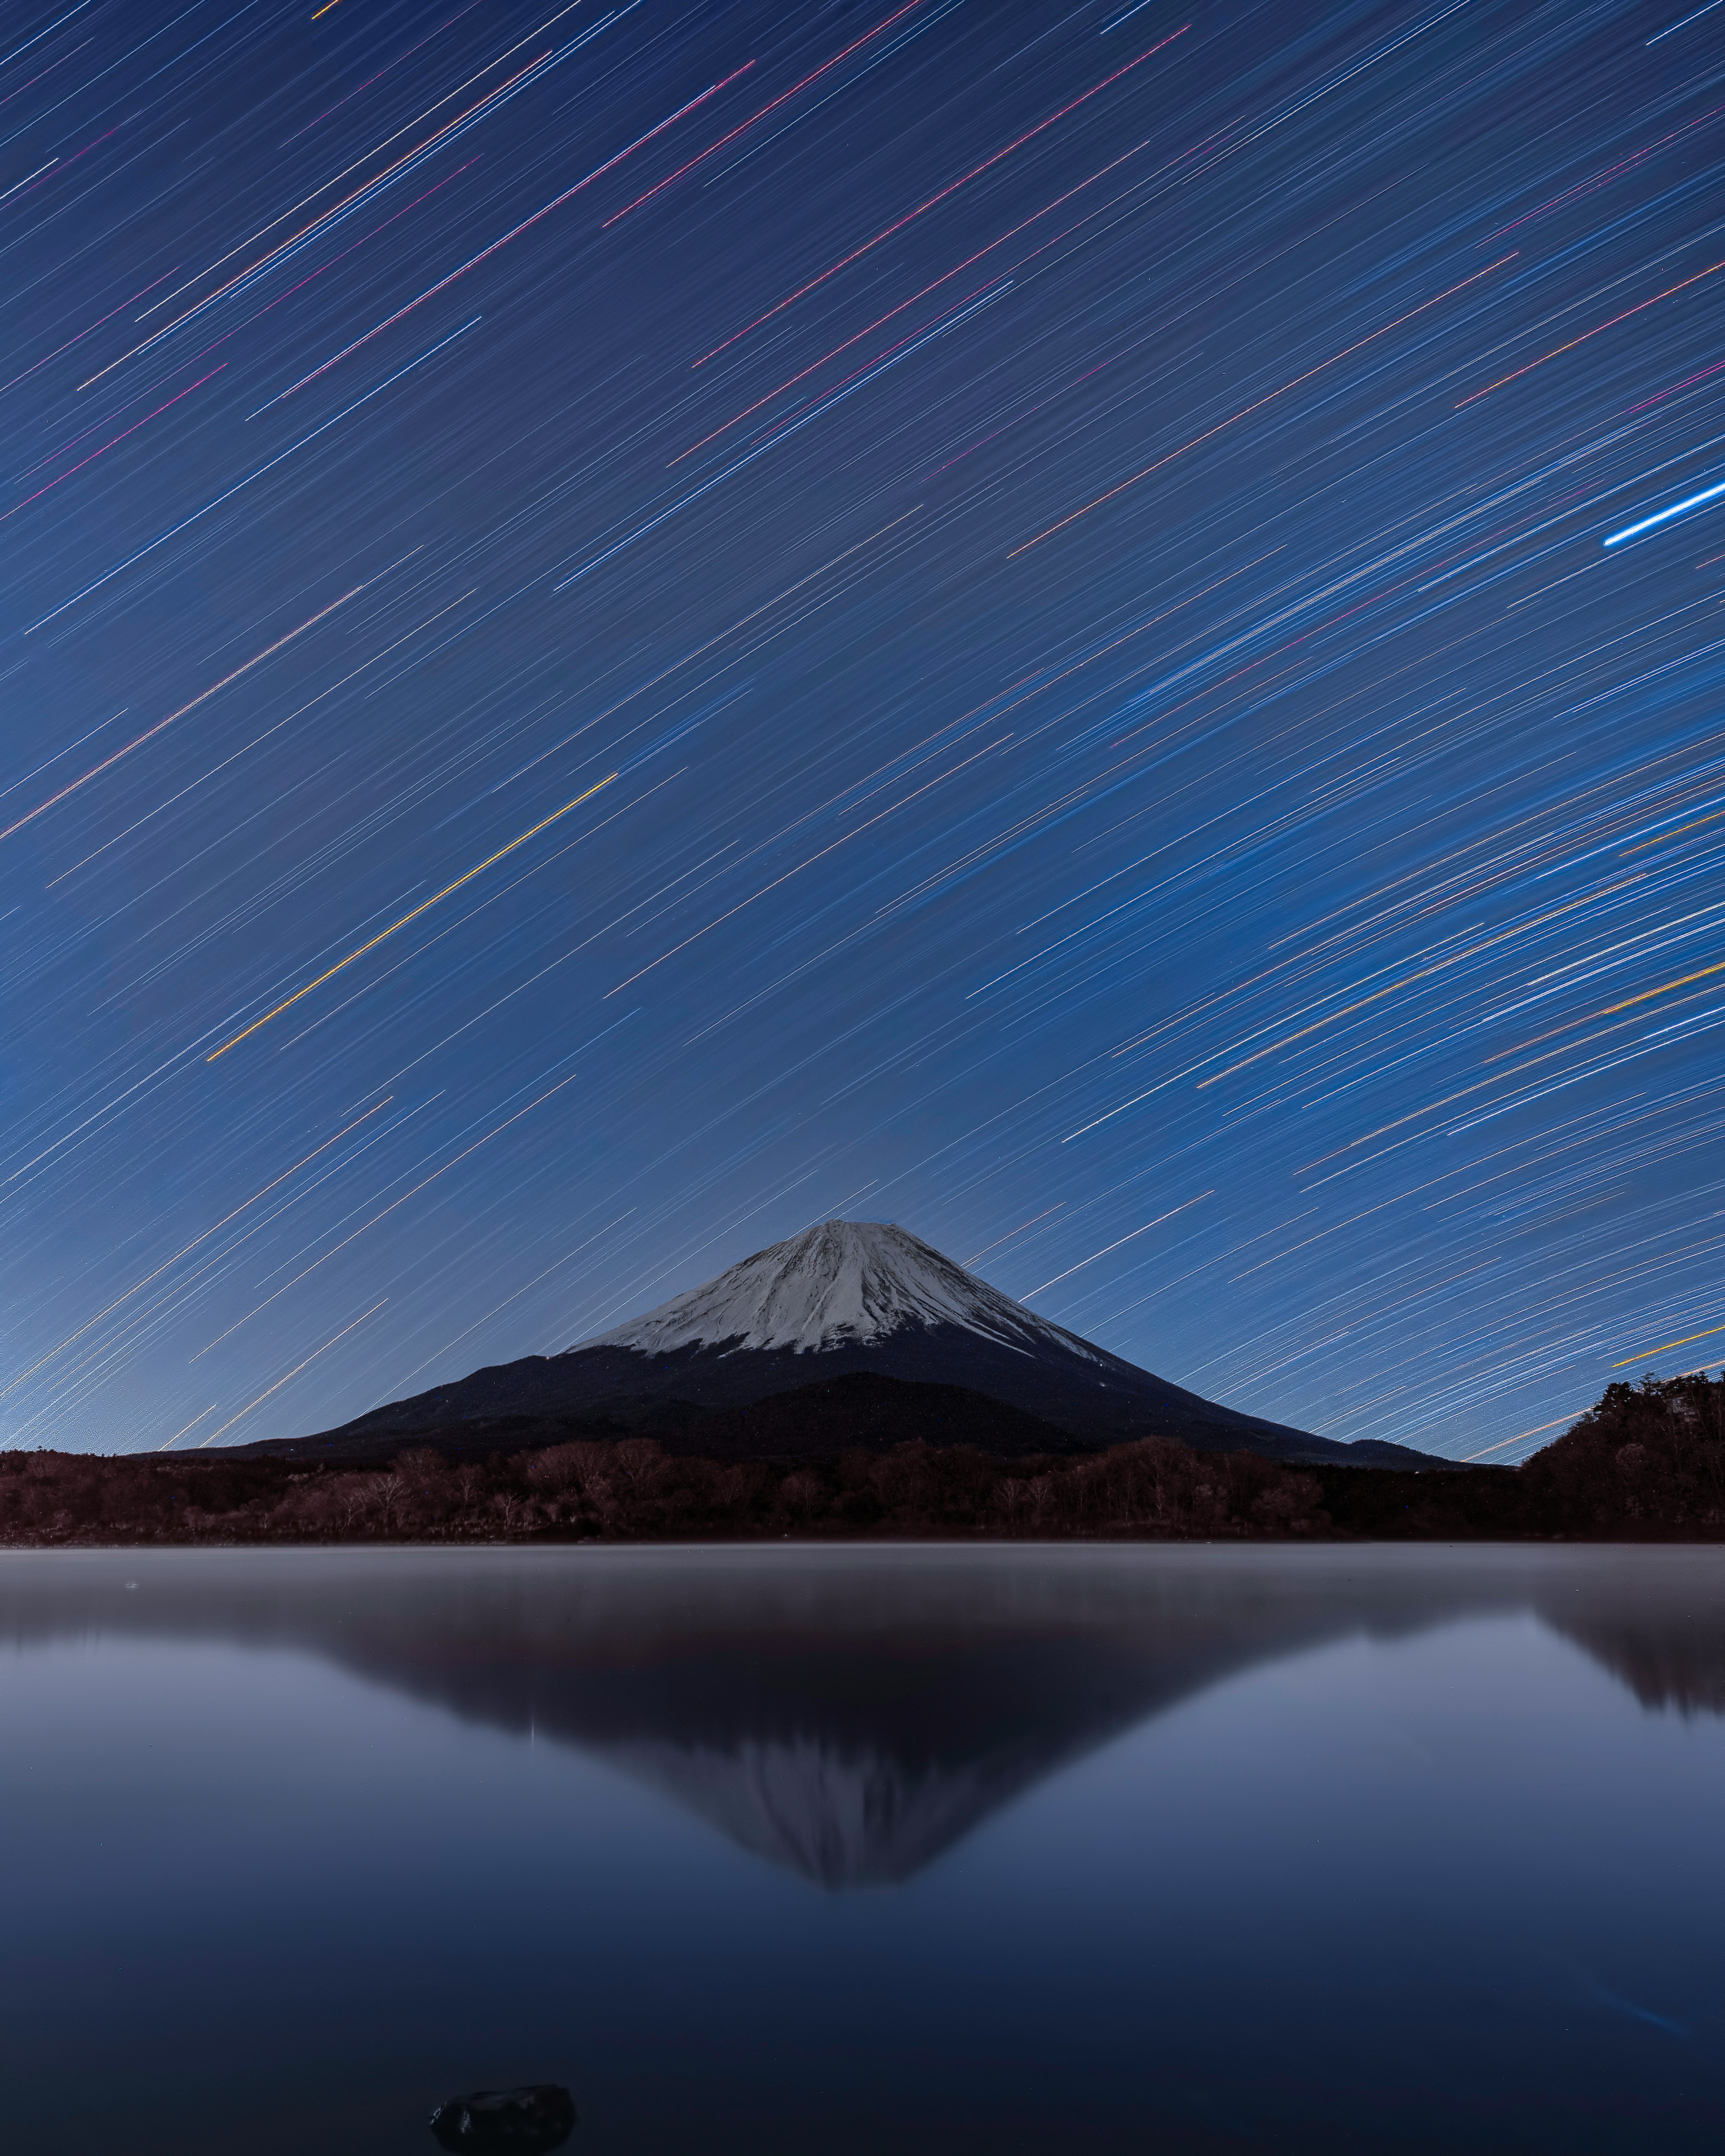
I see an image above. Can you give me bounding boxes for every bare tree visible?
[333,1487,369,1533]
[993,1478,1030,1524]
[779,1470,823,1518]
[713,1462,766,1510]
[490,1490,535,1535]
[611,1438,664,1492]
[361,1470,407,1535]
[525,1442,613,1504]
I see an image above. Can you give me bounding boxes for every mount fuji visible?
[257,1219,1443,1468]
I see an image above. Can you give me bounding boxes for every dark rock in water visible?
[428,2084,575,2150]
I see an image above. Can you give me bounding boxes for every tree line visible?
[1,1371,1720,1545]
[0,1429,1328,1545]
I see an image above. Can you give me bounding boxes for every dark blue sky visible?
[4,0,1723,1458]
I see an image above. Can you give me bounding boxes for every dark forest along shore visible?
[2,1544,1722,2152]
[6,1371,1723,1545]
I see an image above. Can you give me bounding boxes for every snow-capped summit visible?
[271,1217,1443,1469]
[580,1219,1106,1362]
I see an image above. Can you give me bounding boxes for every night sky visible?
[4,0,1724,1461]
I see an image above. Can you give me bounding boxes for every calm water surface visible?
[2,1542,1722,2152]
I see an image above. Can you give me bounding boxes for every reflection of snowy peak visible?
[8,1548,1719,1890]
[583,1220,1105,1362]
[594,1735,1023,1889]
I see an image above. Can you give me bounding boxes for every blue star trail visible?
[3,0,1723,1460]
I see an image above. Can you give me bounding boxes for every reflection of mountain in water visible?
[1541,1602,1725,1718]
[599,1735,1004,1886]
[1,1546,1721,1884]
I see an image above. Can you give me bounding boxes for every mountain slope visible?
[267,1219,1443,1468]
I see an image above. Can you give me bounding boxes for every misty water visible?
[2,1545,1722,2153]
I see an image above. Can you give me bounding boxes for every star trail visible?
[3,0,1723,1460]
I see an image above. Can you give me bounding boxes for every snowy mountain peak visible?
[575,1219,1105,1362]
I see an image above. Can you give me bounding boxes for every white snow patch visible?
[575,1219,1108,1362]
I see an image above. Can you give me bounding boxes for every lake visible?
[1,1542,1721,2152]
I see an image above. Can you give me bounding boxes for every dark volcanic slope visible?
[235,1372,1086,1466]
[242,1221,1449,1469]
[665,1373,1083,1460]
[250,1334,1441,1467]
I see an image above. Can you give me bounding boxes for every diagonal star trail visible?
[1,0,1722,1464]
